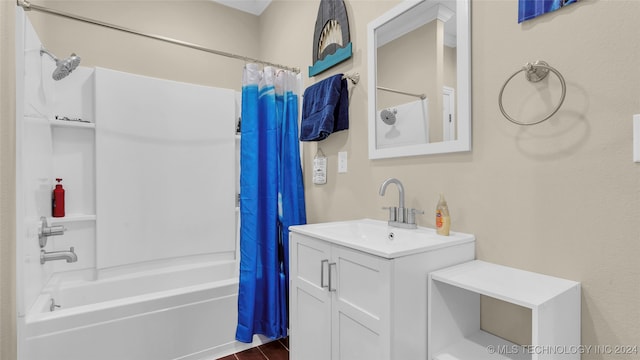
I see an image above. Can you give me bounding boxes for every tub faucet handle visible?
[39,216,66,248]
[50,298,61,312]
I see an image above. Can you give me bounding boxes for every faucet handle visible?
[39,216,66,248]
[382,206,397,222]
[407,208,424,225]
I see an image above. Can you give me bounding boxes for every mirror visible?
[367,0,471,159]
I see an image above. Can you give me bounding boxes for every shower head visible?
[380,108,397,125]
[40,47,81,81]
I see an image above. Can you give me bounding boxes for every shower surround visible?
[16,9,248,359]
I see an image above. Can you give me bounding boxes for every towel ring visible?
[498,61,566,126]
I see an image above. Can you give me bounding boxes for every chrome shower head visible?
[40,47,81,81]
[380,108,397,125]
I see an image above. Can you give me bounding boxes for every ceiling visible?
[211,0,272,16]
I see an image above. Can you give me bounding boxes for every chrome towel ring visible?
[498,61,566,126]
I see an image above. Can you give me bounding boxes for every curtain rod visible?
[16,0,301,74]
[376,86,426,100]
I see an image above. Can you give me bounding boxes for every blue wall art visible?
[519,0,579,23]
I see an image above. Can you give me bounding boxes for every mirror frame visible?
[367,0,471,159]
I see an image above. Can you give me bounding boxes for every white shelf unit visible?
[50,119,95,129]
[428,260,581,360]
[49,90,97,271]
[51,122,95,218]
[48,214,96,225]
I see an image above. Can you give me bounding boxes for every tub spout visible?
[40,247,78,264]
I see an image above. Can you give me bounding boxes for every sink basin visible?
[289,218,475,259]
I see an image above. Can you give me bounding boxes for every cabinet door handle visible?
[328,262,337,292]
[320,259,329,288]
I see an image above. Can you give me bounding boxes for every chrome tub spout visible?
[40,247,78,264]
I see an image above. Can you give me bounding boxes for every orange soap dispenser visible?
[52,178,65,217]
[435,193,450,236]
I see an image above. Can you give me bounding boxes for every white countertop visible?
[289,218,475,259]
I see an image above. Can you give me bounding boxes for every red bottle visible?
[52,178,65,217]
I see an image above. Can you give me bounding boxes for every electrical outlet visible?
[338,151,348,173]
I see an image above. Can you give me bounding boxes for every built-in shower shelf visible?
[50,119,95,129]
[48,214,96,224]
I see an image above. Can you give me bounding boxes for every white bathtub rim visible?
[31,258,237,314]
[26,277,238,325]
[43,258,237,293]
[95,253,237,281]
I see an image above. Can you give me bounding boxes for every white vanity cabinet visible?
[289,234,391,360]
[289,219,476,360]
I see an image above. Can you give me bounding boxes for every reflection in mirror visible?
[367,0,471,159]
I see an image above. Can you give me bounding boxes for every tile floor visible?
[217,337,289,360]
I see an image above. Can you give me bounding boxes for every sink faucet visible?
[40,247,78,264]
[379,178,422,229]
[379,177,405,217]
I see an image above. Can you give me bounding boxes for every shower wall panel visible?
[95,68,236,269]
[19,11,97,314]
[18,12,68,314]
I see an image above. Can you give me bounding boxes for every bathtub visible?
[23,259,259,360]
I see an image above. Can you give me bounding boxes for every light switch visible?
[338,151,348,173]
[634,115,640,163]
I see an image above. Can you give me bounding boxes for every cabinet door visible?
[331,246,391,360]
[289,234,332,360]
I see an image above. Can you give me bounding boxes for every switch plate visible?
[338,151,348,173]
[634,115,640,163]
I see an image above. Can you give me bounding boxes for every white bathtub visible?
[24,259,258,360]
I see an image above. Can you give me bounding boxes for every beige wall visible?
[377,19,457,143]
[27,0,261,90]
[3,0,640,358]
[377,21,436,110]
[261,0,640,355]
[0,0,17,358]
[444,45,455,90]
[377,21,442,141]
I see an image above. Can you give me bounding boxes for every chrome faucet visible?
[379,178,423,229]
[40,247,78,264]
[379,178,406,220]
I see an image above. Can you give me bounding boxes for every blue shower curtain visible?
[236,64,306,342]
